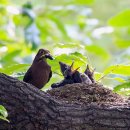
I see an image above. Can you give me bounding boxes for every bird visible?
[51,62,93,88]
[84,64,95,83]
[23,48,53,89]
[51,62,81,88]
[51,62,74,88]
[59,61,69,75]
[63,61,80,80]
[68,62,92,84]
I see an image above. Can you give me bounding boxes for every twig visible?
[53,71,63,76]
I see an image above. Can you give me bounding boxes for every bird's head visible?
[34,49,53,62]
[59,62,69,75]
[63,62,80,78]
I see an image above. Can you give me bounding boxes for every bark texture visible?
[0,73,130,130]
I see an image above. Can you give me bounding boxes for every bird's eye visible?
[40,50,44,54]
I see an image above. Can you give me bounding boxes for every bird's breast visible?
[31,63,51,88]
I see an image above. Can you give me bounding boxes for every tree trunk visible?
[0,73,130,130]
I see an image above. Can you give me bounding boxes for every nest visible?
[47,83,128,106]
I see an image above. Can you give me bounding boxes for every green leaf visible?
[104,65,130,76]
[0,0,9,5]
[113,77,126,83]
[117,90,130,96]
[114,82,130,96]
[13,14,31,26]
[0,105,8,118]
[0,64,30,75]
[108,9,130,27]
[55,43,84,49]
[72,0,94,5]
[2,50,21,62]
[48,52,88,74]
[115,39,130,48]
[0,105,9,122]
[85,44,110,60]
[48,15,69,39]
[94,72,103,81]
[114,82,130,91]
[0,116,9,122]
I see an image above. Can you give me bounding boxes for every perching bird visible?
[23,48,53,89]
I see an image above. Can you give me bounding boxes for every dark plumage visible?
[84,65,95,83]
[23,49,53,89]
[51,62,93,88]
[59,61,69,75]
[51,62,74,88]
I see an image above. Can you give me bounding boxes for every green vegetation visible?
[0,0,130,120]
[0,105,9,122]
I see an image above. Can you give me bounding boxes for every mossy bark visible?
[0,73,130,130]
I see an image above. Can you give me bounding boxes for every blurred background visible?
[0,0,130,96]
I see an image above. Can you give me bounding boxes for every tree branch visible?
[0,73,130,130]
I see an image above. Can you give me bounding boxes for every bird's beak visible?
[70,61,74,70]
[45,53,54,60]
[72,67,80,74]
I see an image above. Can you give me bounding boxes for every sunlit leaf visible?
[0,64,30,75]
[0,105,9,122]
[114,82,130,91]
[108,9,130,27]
[72,0,94,5]
[94,72,103,81]
[0,105,8,118]
[0,116,9,122]
[2,50,21,62]
[104,65,130,76]
[117,90,130,96]
[113,77,126,83]
[85,44,110,60]
[115,39,130,48]
[55,43,84,49]
[48,52,88,74]
[13,15,31,26]
[114,82,130,96]
[48,15,69,39]
[0,30,10,41]
[0,0,9,5]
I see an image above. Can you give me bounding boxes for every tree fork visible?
[0,73,130,130]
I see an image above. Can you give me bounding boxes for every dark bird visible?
[51,62,82,88]
[84,65,95,83]
[23,49,53,89]
[63,62,80,81]
[59,61,70,75]
[51,62,93,88]
[68,62,92,84]
[51,62,75,88]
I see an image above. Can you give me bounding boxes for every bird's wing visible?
[23,67,32,82]
[47,70,52,83]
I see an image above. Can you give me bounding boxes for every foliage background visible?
[0,0,130,96]
[0,0,130,121]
